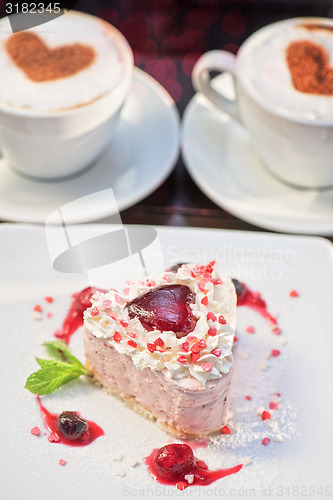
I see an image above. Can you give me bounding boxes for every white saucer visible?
[181,74,333,235]
[0,68,180,224]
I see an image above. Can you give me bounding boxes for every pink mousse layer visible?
[84,328,232,437]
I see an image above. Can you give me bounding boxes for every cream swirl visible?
[83,262,236,386]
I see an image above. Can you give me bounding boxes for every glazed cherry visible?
[56,411,88,440]
[126,284,197,338]
[153,444,195,481]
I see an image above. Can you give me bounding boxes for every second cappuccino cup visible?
[0,11,133,181]
[192,17,333,189]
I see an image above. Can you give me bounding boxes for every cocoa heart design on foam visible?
[5,32,95,83]
[286,40,333,95]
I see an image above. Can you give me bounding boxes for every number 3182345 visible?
[5,3,62,14]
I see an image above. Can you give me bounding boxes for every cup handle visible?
[192,50,239,122]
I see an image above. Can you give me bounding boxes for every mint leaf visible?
[25,361,84,395]
[43,340,87,371]
[25,342,91,395]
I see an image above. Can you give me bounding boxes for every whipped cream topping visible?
[84,262,236,386]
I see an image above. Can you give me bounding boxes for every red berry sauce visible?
[37,396,104,447]
[145,444,242,489]
[54,286,106,344]
[232,279,278,326]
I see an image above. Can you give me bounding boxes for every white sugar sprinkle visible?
[113,454,123,462]
[261,352,271,360]
[257,406,265,416]
[127,458,139,467]
[240,457,251,466]
[240,352,249,360]
[268,421,278,431]
[185,474,194,484]
[273,433,283,442]
[114,469,125,477]
[268,387,276,395]
[32,312,42,320]
[259,362,268,371]
[278,336,287,345]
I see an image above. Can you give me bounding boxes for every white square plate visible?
[1,224,333,500]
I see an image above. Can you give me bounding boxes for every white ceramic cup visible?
[0,11,133,180]
[192,17,333,189]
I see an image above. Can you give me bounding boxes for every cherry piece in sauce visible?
[37,396,104,447]
[56,411,88,440]
[145,443,243,489]
[126,284,197,338]
[153,444,195,481]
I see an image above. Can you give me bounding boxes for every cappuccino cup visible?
[192,17,333,189]
[0,11,133,180]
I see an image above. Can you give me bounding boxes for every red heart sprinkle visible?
[90,307,99,316]
[218,315,227,325]
[147,343,156,353]
[261,411,272,421]
[221,425,231,434]
[154,337,165,348]
[207,312,216,322]
[208,327,217,336]
[177,356,188,364]
[191,352,200,363]
[181,341,190,352]
[201,296,208,306]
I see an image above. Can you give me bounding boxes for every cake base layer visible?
[84,329,232,438]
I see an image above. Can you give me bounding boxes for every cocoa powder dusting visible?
[286,40,333,95]
[5,32,96,83]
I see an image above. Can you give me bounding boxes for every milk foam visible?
[0,12,125,112]
[237,18,333,122]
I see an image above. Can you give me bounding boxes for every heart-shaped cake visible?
[5,32,95,82]
[286,39,333,95]
[83,262,237,438]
